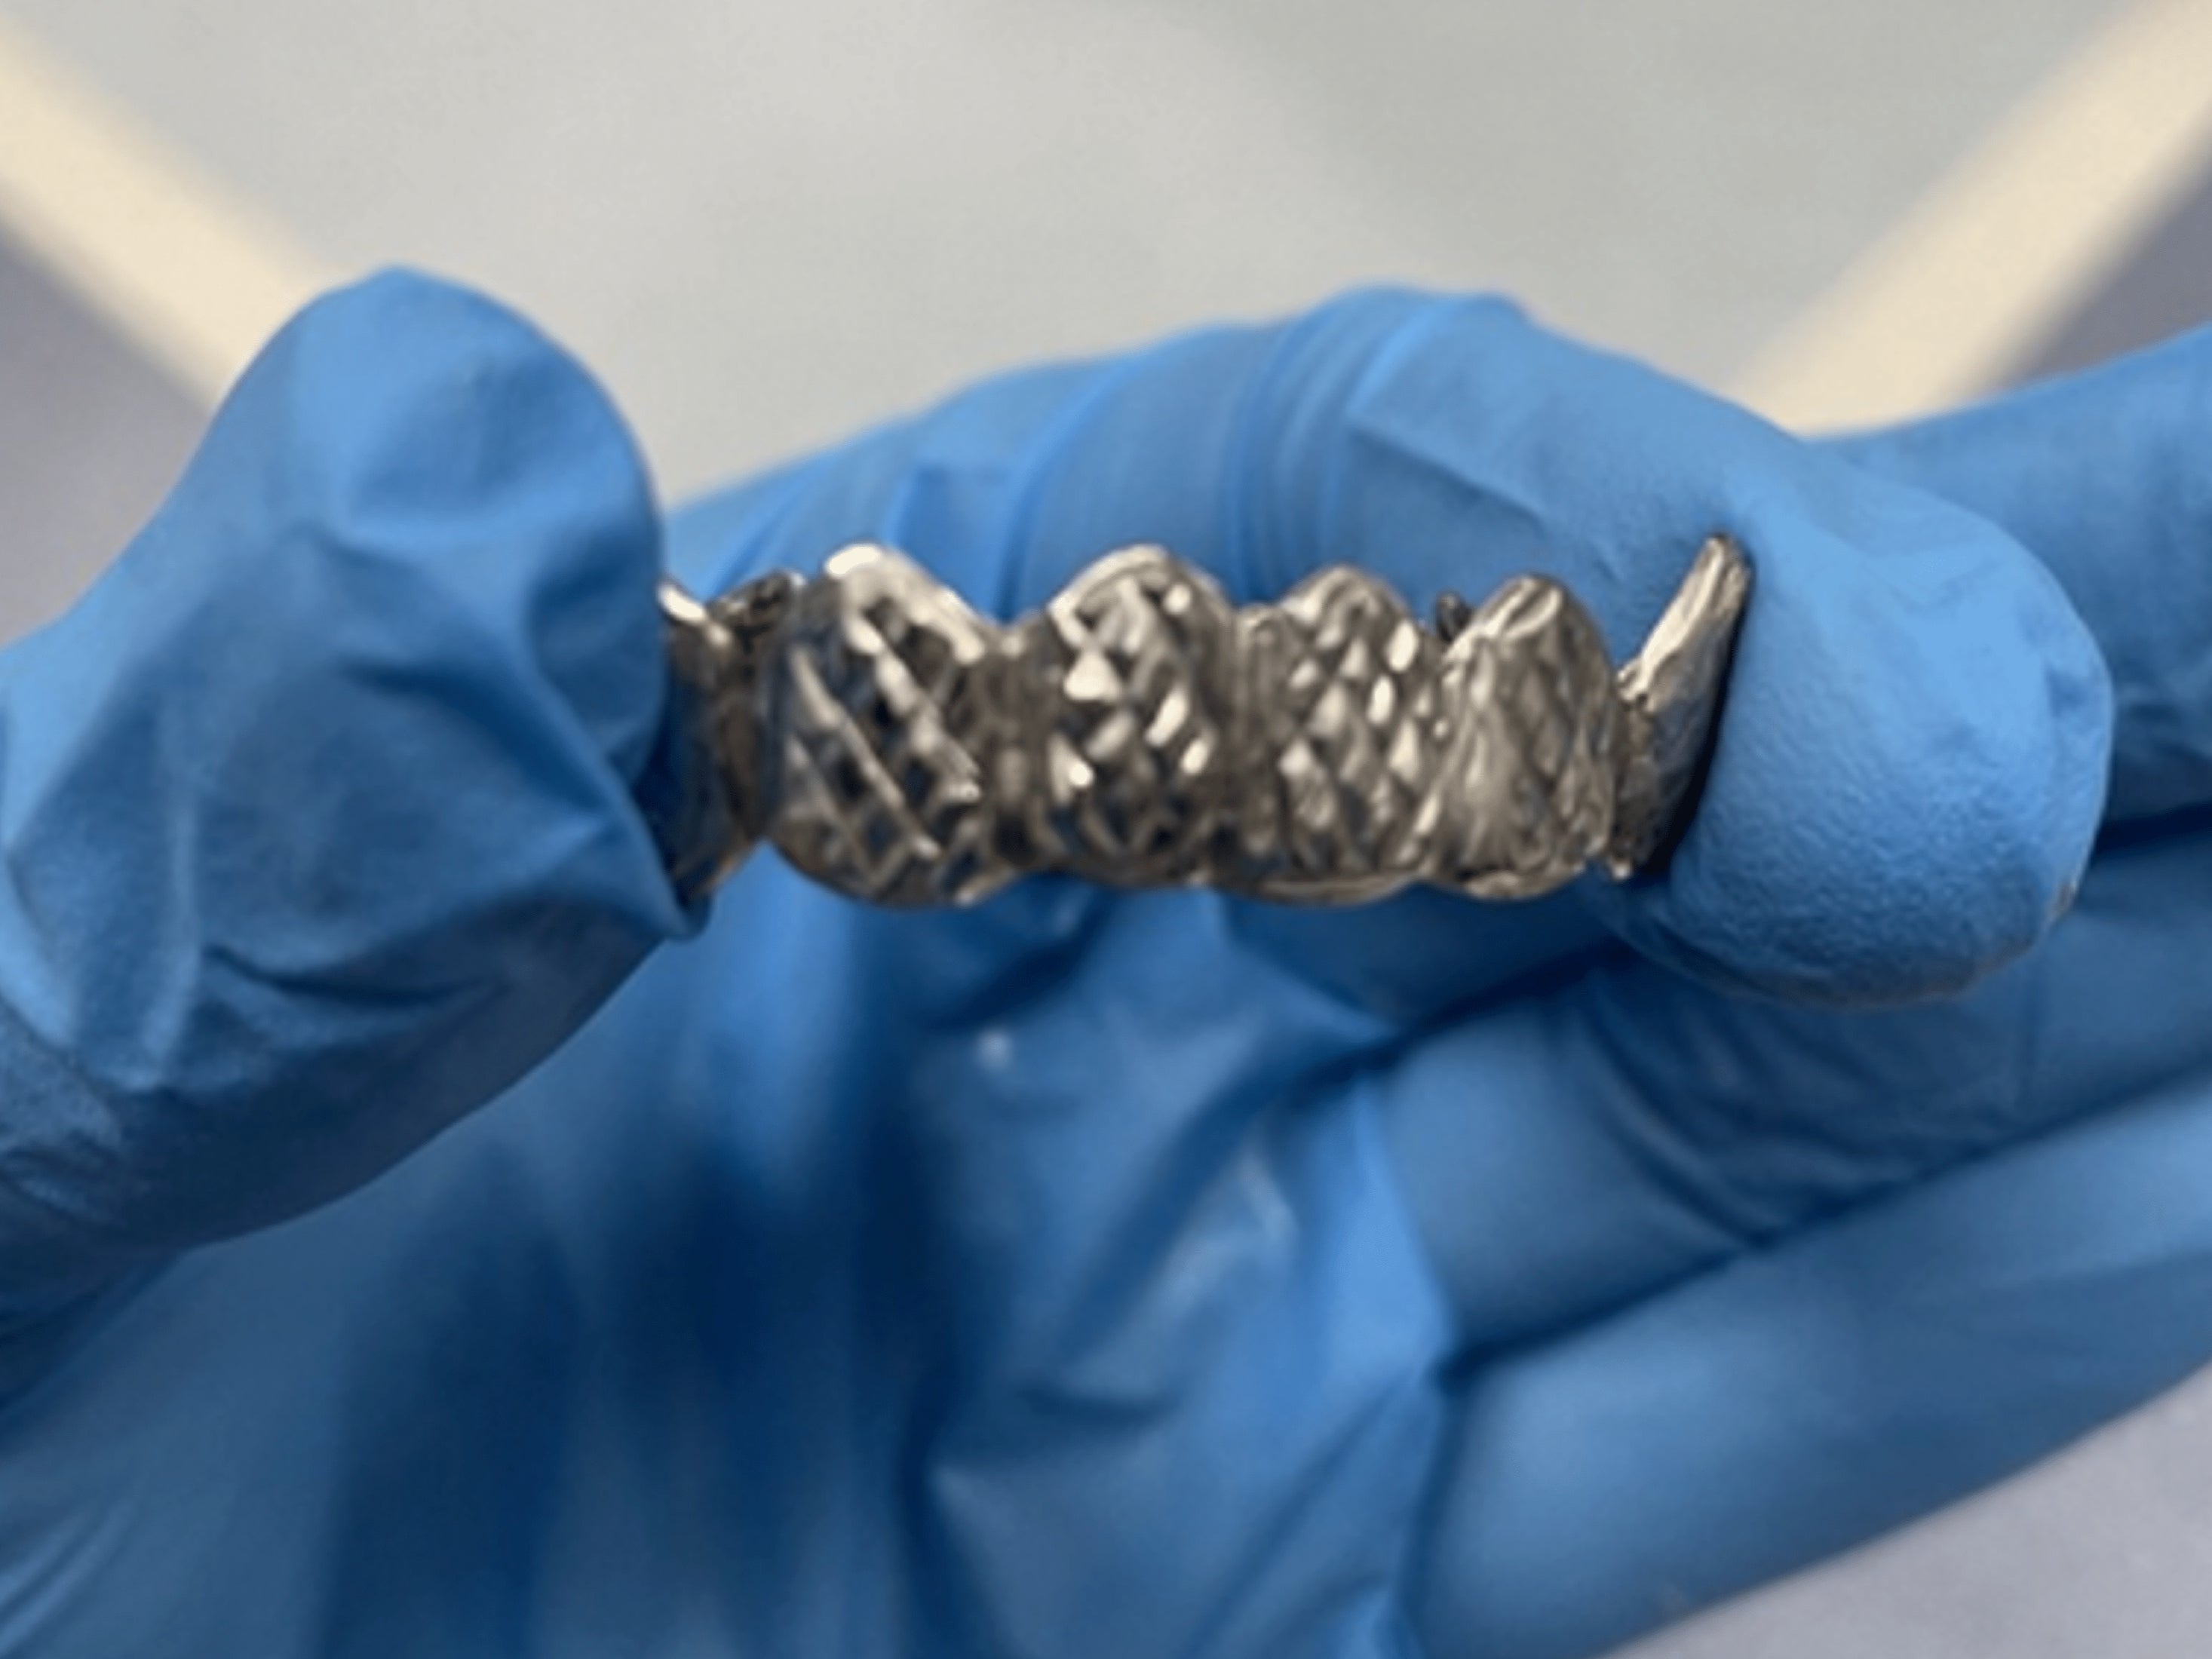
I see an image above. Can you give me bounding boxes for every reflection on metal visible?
[655,537,1750,908]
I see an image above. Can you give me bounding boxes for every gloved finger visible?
[673,291,2109,1006]
[0,271,687,1314]
[1831,325,2212,822]
[1407,1066,2212,1659]
[1379,820,2212,1357]
[826,886,1453,1654]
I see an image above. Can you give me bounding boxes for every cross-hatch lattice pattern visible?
[676,538,1750,909]
[1020,549,1237,884]
[1233,566,1451,899]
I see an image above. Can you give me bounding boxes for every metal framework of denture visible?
[653,535,1751,908]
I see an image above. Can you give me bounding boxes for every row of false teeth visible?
[656,535,1750,909]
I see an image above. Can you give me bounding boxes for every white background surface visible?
[0,0,2145,486]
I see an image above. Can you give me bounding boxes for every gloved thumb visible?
[0,271,689,1315]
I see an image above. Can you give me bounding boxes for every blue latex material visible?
[0,270,2207,1657]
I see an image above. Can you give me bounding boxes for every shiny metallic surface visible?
[1608,535,1754,877]
[1434,575,1621,900]
[652,572,798,903]
[1231,566,1446,902]
[759,546,1011,906]
[657,537,1750,906]
[1014,547,1239,887]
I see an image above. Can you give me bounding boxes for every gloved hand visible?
[0,268,2204,1659]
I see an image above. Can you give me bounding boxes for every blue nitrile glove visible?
[0,266,2204,1659]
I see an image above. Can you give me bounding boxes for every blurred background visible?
[2,1,2210,1652]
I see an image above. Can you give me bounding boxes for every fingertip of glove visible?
[116,269,691,940]
[213,267,673,778]
[255,267,659,565]
[1839,326,2212,823]
[1602,487,2112,1006]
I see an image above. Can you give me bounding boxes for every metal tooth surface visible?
[1432,575,1621,900]
[1230,566,1447,900]
[760,546,1012,906]
[1011,547,1238,885]
[654,572,801,902]
[1609,534,1753,875]
[663,537,1750,909]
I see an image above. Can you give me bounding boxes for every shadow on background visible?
[0,234,201,636]
[2017,160,2212,382]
